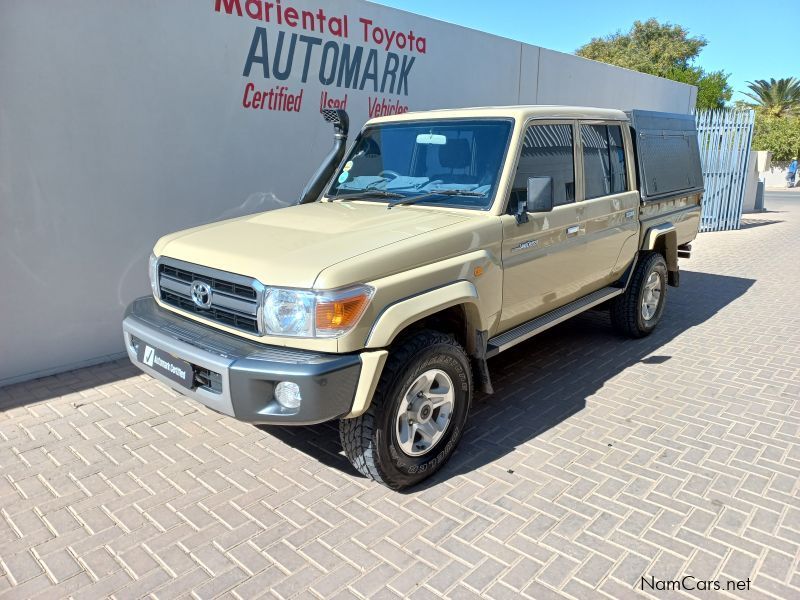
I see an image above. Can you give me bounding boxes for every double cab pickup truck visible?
[123,105,703,489]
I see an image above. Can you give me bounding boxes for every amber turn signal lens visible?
[315,288,373,335]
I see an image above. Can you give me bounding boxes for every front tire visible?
[339,330,472,489]
[611,252,668,338]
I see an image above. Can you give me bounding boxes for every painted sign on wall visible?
[216,0,423,117]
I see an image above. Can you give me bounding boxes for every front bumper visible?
[122,297,361,425]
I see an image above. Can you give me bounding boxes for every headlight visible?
[262,284,373,338]
[148,253,159,298]
[263,288,316,337]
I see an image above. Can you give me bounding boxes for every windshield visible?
[327,119,513,210]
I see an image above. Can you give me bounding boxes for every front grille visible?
[157,257,262,335]
[161,290,259,333]
[160,263,257,299]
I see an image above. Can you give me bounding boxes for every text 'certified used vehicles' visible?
[124,106,703,489]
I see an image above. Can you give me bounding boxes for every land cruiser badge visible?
[512,240,538,252]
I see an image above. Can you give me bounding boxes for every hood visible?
[154,201,470,288]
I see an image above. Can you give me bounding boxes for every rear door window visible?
[581,124,627,199]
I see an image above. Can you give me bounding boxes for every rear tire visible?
[611,252,667,338]
[339,330,472,489]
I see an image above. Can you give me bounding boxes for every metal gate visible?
[695,109,755,232]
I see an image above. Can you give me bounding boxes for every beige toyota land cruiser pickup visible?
[123,106,703,489]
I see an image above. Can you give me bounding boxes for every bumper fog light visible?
[275,381,301,409]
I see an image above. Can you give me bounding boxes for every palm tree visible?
[742,78,800,117]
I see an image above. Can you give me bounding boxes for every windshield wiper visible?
[387,189,487,209]
[331,189,405,201]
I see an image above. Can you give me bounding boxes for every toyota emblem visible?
[190,281,213,309]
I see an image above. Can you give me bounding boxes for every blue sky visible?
[372,0,794,102]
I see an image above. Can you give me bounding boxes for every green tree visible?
[751,114,800,161]
[742,78,800,117]
[667,67,731,110]
[576,19,732,110]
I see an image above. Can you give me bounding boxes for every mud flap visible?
[473,330,494,395]
[668,269,680,287]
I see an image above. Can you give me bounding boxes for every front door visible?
[499,121,591,331]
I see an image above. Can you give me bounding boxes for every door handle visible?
[566,225,580,237]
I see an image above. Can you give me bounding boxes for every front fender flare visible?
[365,281,481,349]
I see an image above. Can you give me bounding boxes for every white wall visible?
[535,49,697,112]
[0,0,696,385]
[742,151,759,212]
[763,165,793,188]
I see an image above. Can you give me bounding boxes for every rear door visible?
[499,121,589,331]
[577,122,640,285]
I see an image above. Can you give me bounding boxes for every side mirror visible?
[527,177,554,212]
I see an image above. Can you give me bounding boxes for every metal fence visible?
[695,109,755,231]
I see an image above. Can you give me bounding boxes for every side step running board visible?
[486,287,624,357]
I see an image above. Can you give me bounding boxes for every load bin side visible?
[628,110,704,202]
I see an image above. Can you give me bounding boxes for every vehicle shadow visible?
[738,218,784,230]
[261,270,755,488]
[0,358,139,412]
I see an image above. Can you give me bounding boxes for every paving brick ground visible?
[1,192,798,599]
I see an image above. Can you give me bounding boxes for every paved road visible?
[1,193,798,599]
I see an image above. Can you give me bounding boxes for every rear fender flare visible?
[643,223,678,273]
